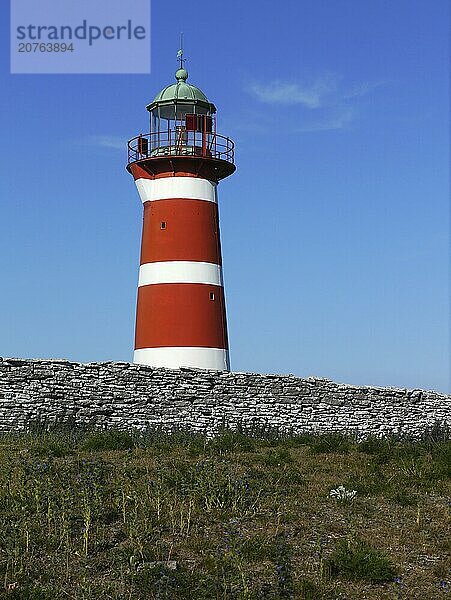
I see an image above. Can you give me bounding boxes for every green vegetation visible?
[325,538,396,583]
[0,426,449,599]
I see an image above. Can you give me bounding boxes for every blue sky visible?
[0,0,449,391]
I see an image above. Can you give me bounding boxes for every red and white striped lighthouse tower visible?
[127,55,235,370]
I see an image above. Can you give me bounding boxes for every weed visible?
[329,485,357,503]
[389,489,418,506]
[421,421,450,443]
[81,429,136,451]
[430,442,451,478]
[206,429,255,454]
[357,437,392,463]
[132,563,212,600]
[2,586,55,600]
[240,535,279,562]
[299,577,321,599]
[345,466,387,496]
[326,537,397,583]
[273,533,295,599]
[29,437,73,458]
[284,433,317,447]
[259,448,293,466]
[310,434,353,454]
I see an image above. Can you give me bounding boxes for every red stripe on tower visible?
[126,58,235,371]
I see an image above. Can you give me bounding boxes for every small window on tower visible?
[209,292,215,301]
[160,222,166,230]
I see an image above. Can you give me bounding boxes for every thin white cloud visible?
[247,74,338,108]
[296,107,356,132]
[83,135,126,150]
[343,80,386,99]
[244,73,387,133]
[247,74,386,108]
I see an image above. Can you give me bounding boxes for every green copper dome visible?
[152,69,209,103]
[147,68,216,117]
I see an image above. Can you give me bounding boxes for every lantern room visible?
[147,67,216,131]
[127,64,235,180]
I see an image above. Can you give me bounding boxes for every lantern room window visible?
[185,114,213,132]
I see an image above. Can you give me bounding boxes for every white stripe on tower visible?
[135,176,217,203]
[138,261,223,287]
[133,347,229,370]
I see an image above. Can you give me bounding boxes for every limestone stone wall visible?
[0,358,449,438]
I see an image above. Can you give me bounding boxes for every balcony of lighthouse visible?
[126,127,236,181]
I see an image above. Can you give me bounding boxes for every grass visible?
[325,537,396,583]
[0,426,449,599]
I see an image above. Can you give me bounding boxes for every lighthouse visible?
[127,55,235,371]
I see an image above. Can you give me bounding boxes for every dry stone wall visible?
[0,358,449,438]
